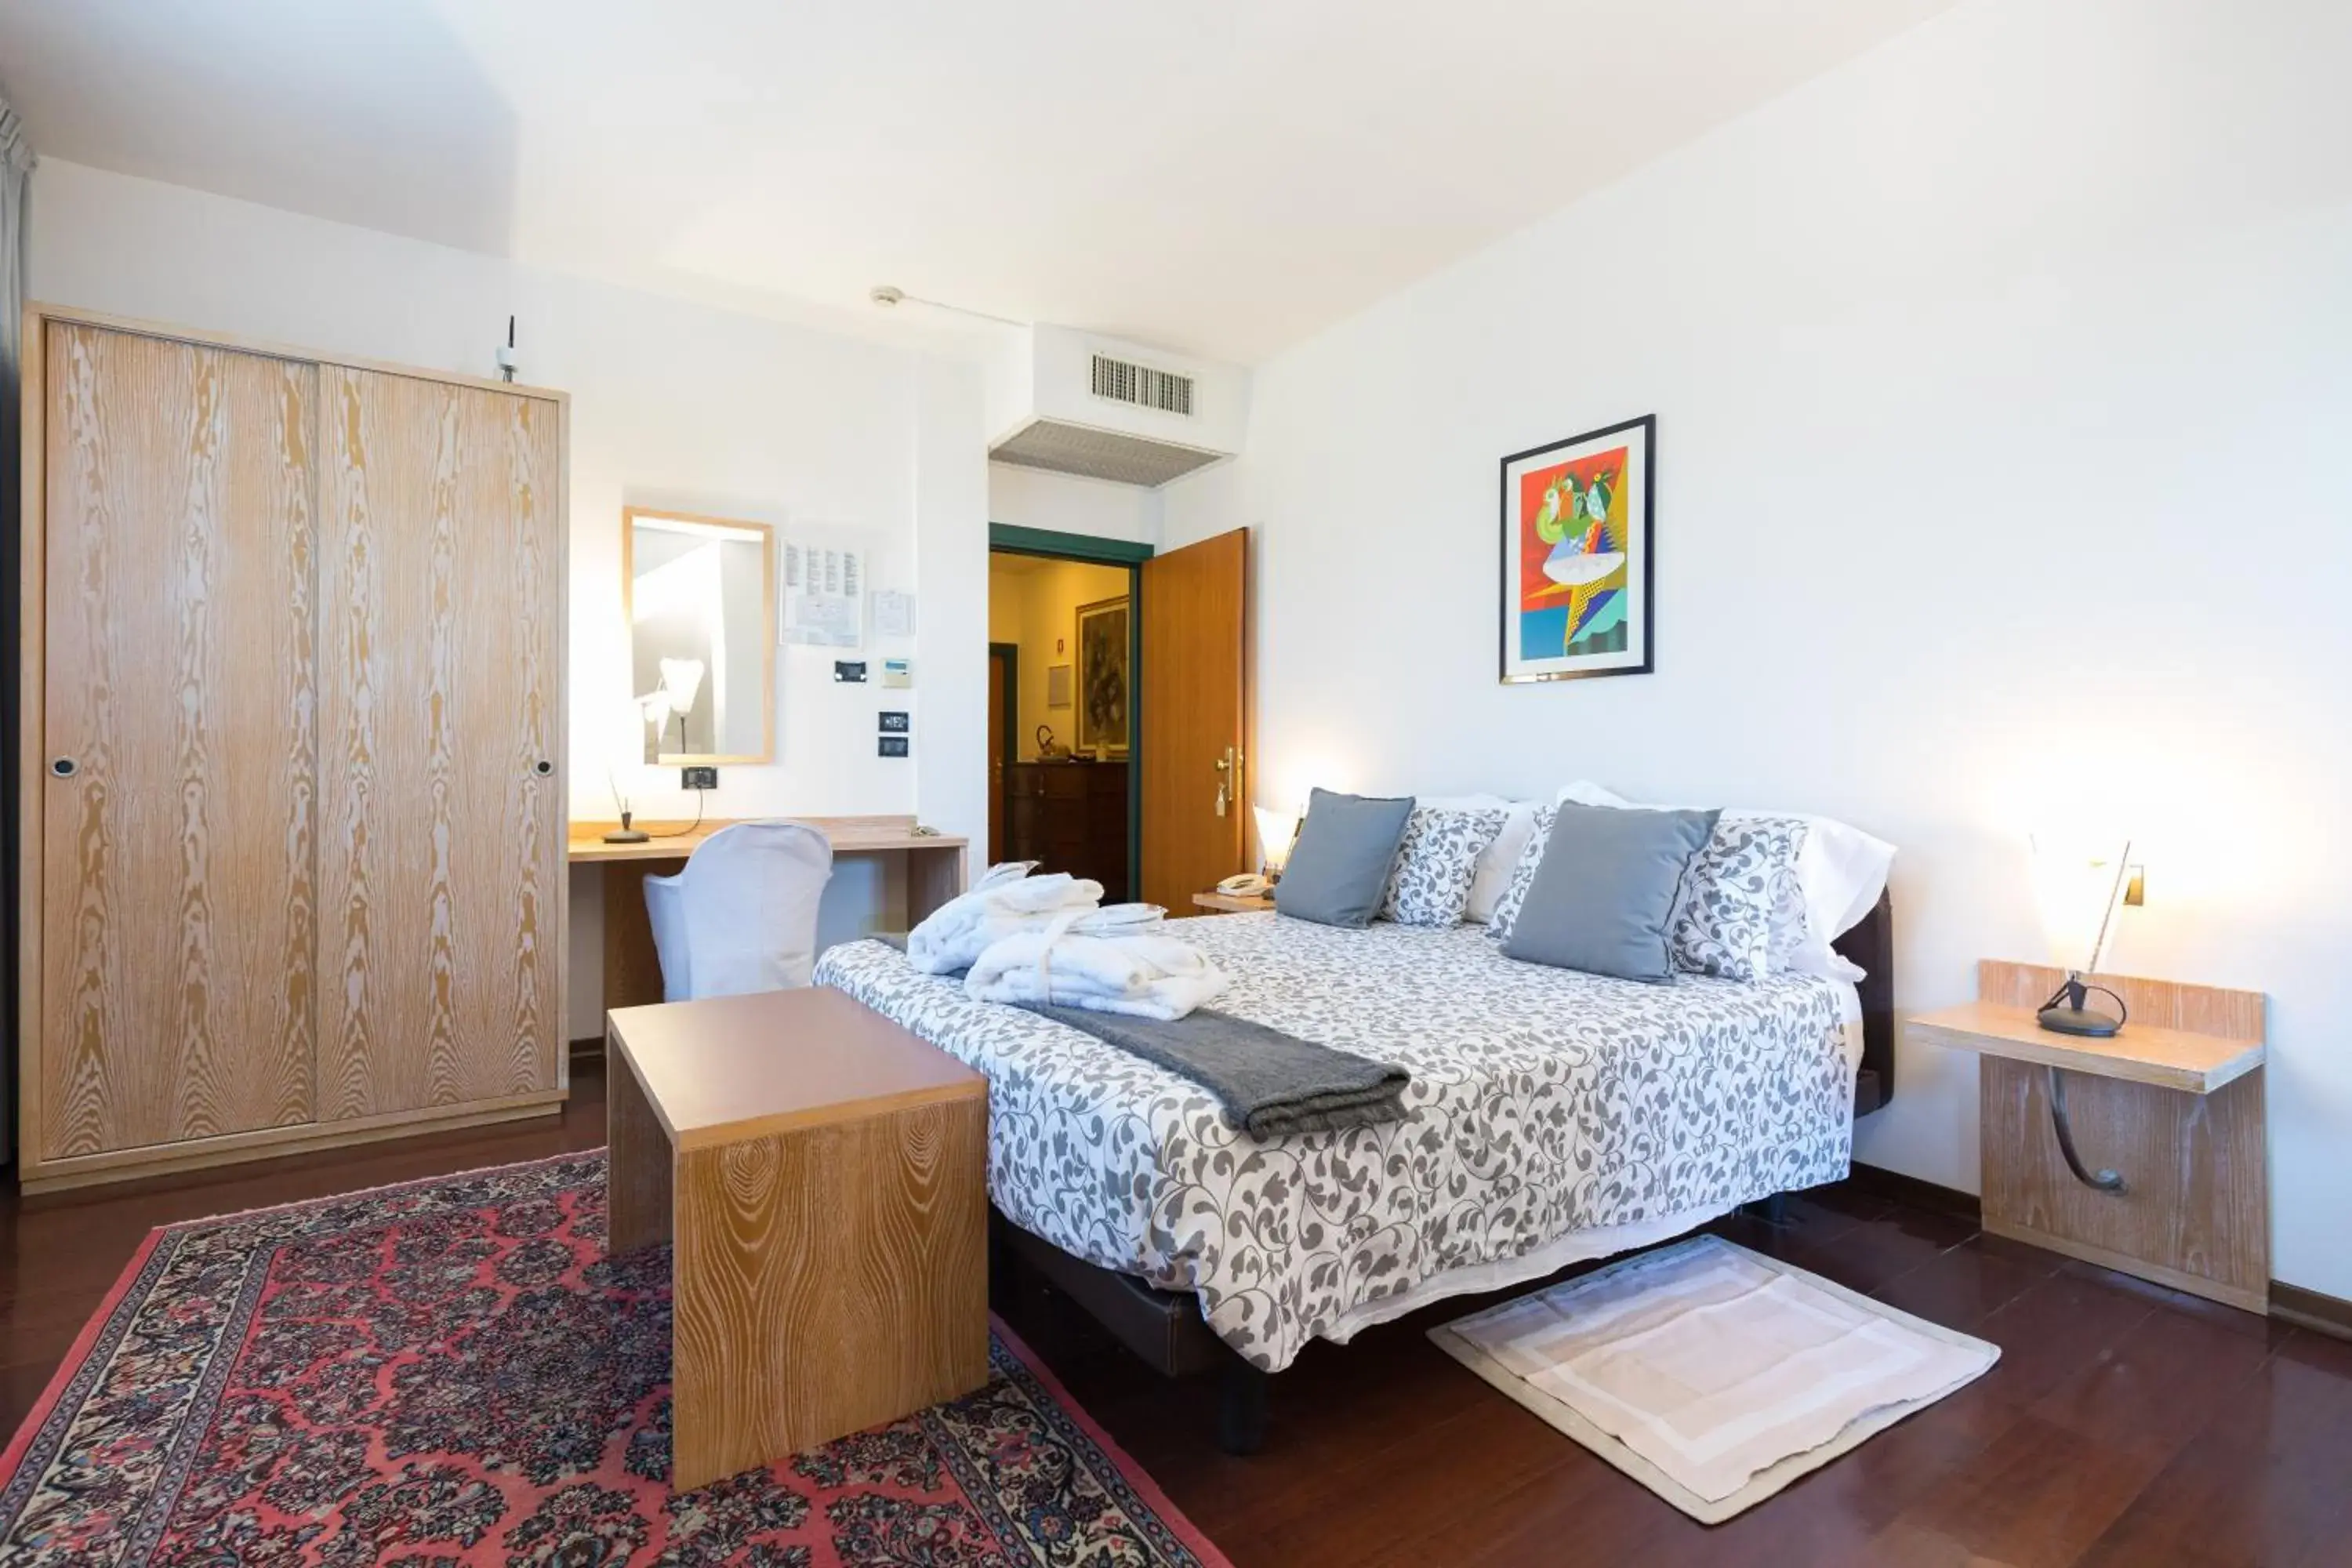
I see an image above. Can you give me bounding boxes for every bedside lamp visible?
[1254,804,1301,883]
[2031,832,2133,1037]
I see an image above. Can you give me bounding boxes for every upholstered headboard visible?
[1834,891,1895,1116]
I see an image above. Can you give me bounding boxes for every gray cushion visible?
[1503,802,1721,982]
[1274,787,1415,928]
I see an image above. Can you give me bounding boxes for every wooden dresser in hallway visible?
[1004,760,1130,902]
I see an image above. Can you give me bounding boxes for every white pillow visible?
[1422,794,1539,924]
[1553,782,1895,980]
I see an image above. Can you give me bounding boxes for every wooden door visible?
[39,325,319,1158]
[986,649,1007,862]
[317,367,564,1117]
[1139,528,1248,909]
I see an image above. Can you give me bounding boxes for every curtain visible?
[0,96,31,1167]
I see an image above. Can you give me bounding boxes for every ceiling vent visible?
[986,327,1247,489]
[993,419,1222,487]
[1091,353,1194,418]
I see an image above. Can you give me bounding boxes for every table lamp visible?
[2031,832,2133,1036]
[1254,804,1301,883]
[605,700,654,843]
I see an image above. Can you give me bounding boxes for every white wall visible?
[25,158,989,1035]
[988,461,1160,545]
[1163,0,2352,1297]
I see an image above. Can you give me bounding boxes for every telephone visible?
[1217,873,1274,898]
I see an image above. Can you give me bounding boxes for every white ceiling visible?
[0,0,1953,364]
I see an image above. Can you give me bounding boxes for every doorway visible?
[987,532,1142,900]
[985,522,1254,913]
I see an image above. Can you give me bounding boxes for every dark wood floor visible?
[5,1059,2347,1566]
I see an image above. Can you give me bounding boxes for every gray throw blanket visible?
[869,932,1409,1136]
[1022,1003,1410,1139]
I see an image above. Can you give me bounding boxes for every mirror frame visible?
[622,506,778,766]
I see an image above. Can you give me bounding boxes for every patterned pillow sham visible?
[1485,805,1558,943]
[1670,815,1809,982]
[1380,808,1511,927]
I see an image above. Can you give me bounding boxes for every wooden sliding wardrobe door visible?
[317,367,564,1117]
[38,324,319,1158]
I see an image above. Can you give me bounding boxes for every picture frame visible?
[1075,596,1131,755]
[1499,414,1655,684]
[1046,663,1073,709]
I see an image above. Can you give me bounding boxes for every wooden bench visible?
[605,987,989,1487]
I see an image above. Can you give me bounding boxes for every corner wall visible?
[1161,0,2352,1298]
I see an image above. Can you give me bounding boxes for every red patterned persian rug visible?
[0,1152,1230,1566]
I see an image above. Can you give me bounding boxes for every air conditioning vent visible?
[1090,353,1194,417]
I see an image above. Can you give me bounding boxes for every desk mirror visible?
[625,507,775,764]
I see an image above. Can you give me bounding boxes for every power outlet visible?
[680,765,718,790]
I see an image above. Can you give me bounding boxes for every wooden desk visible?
[1904,959,2268,1313]
[570,815,967,1013]
[605,988,988,1487]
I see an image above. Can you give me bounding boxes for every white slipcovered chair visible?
[642,820,835,1000]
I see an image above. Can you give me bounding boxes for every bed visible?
[814,894,1896,1444]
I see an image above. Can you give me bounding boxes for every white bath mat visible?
[1429,1233,1998,1524]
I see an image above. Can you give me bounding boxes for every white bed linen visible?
[817,914,1860,1371]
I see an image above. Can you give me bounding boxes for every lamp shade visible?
[1254,804,1301,874]
[2031,831,2132,975]
[659,656,706,715]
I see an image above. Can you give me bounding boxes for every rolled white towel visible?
[906,869,1118,975]
[913,902,1166,977]
[964,919,1227,1022]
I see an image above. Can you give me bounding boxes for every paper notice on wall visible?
[871,590,916,639]
[782,540,865,648]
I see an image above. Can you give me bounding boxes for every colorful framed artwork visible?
[1499,415,1655,684]
[1075,596,1131,754]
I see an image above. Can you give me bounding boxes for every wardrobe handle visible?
[532,760,554,777]
[49,757,77,779]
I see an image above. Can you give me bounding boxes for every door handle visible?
[49,757,78,779]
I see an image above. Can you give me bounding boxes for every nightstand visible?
[1905,960,2267,1312]
[1191,890,1275,914]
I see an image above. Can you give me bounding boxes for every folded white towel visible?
[964,916,1228,1021]
[915,902,1166,976]
[908,866,1161,975]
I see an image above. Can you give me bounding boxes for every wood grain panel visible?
[318,368,563,1117]
[1905,1000,2262,1093]
[19,1091,563,1195]
[1140,528,1248,910]
[670,1095,988,1488]
[39,324,318,1157]
[906,842,967,925]
[566,815,967,864]
[601,862,666,1011]
[604,1040,673,1254]
[1978,960,2267,1044]
[1981,1057,2269,1312]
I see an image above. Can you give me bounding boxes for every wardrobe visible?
[17,306,569,1192]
